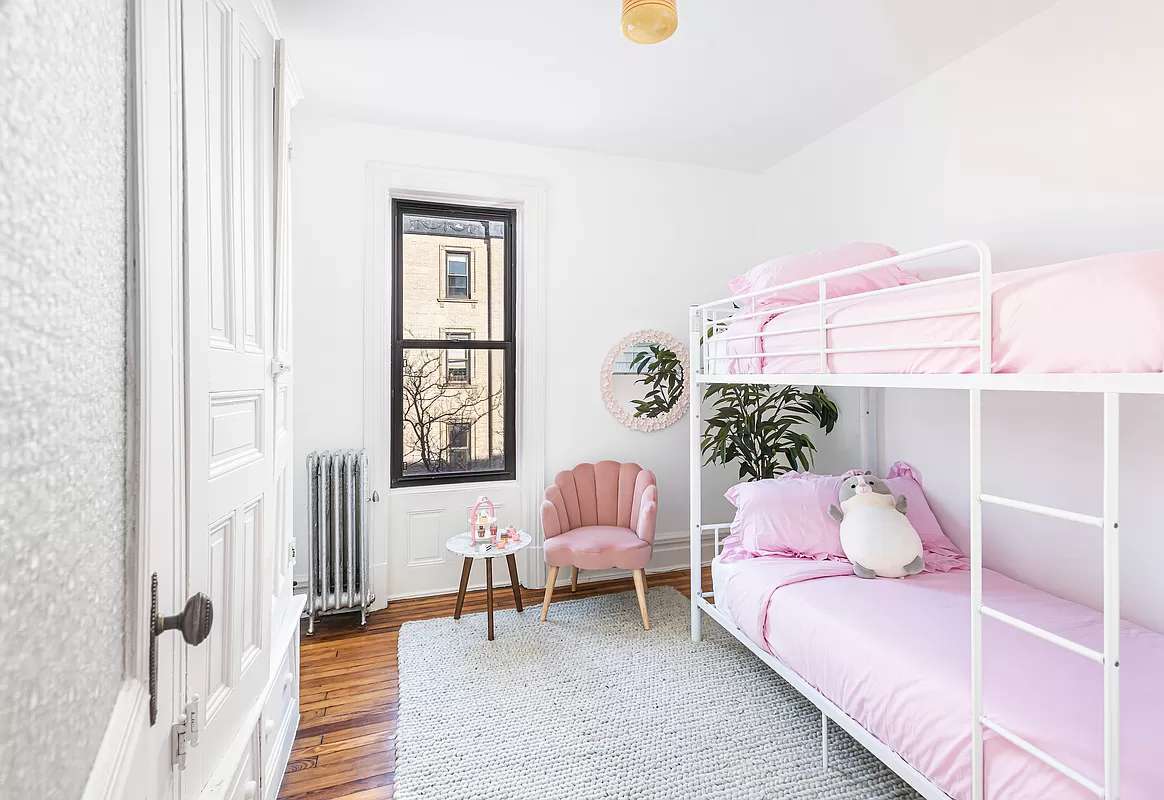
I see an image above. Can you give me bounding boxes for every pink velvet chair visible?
[539,461,658,629]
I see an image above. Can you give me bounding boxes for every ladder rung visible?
[979,716,1104,797]
[979,604,1104,664]
[979,493,1103,527]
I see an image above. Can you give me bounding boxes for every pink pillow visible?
[721,462,966,572]
[727,242,920,311]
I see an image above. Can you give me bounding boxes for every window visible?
[445,331,471,384]
[612,343,653,374]
[445,252,470,299]
[447,421,472,470]
[392,200,516,486]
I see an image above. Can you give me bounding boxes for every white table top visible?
[445,530,532,560]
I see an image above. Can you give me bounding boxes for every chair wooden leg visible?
[632,569,649,630]
[571,566,579,593]
[540,566,559,622]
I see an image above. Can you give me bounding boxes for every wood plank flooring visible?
[279,567,714,799]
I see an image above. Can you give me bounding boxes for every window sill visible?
[390,477,519,495]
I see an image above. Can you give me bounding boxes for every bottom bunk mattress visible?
[710,555,1164,799]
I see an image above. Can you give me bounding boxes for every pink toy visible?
[470,496,496,543]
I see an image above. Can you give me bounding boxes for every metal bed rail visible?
[692,240,993,381]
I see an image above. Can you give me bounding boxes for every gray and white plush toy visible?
[828,471,925,579]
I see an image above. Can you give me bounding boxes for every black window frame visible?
[444,250,471,299]
[391,200,517,487]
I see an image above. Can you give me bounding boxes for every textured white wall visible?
[290,113,760,563]
[752,0,1164,631]
[0,0,128,796]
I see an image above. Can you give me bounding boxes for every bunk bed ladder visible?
[970,393,1120,799]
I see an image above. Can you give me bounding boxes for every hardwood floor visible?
[279,567,714,799]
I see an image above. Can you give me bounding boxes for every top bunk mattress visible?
[717,250,1164,376]
[710,555,1164,800]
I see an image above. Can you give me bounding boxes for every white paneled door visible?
[182,0,276,796]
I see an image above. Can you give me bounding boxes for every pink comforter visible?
[722,250,1164,375]
[714,557,1164,799]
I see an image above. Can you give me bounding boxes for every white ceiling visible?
[273,0,1056,173]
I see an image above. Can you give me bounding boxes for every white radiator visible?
[305,450,375,634]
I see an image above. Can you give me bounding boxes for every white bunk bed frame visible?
[687,241,1163,800]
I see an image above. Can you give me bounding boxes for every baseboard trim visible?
[80,679,149,800]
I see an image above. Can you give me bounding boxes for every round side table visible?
[444,531,531,641]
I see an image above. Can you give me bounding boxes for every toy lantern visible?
[470,496,496,542]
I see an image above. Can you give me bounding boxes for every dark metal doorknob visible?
[150,573,214,725]
[155,591,214,646]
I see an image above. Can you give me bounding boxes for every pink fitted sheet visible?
[711,556,1164,799]
[722,250,1164,375]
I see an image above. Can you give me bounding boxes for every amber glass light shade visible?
[621,0,678,45]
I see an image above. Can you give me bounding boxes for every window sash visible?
[445,252,470,298]
[445,333,471,384]
[391,200,517,487]
[446,420,471,469]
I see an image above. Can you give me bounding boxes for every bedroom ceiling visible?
[272,0,1057,173]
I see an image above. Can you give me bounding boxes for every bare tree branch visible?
[399,346,504,474]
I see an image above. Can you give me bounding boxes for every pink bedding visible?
[712,556,1164,799]
[722,250,1164,375]
[721,462,968,569]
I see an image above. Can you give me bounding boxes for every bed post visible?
[1102,392,1120,799]
[970,240,990,800]
[969,388,984,800]
[690,304,703,643]
[977,241,993,374]
[821,712,829,770]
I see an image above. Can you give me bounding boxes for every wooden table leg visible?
[485,558,495,641]
[453,557,473,620]
[505,554,524,612]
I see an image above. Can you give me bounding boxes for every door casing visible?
[81,1,186,798]
[361,164,548,604]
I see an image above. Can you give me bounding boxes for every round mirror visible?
[601,330,690,432]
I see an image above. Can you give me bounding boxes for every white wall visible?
[0,0,128,795]
[752,0,1164,632]
[291,114,760,578]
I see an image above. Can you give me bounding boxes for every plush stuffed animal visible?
[828,470,925,579]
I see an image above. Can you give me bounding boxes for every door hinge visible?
[172,695,201,769]
[289,539,297,563]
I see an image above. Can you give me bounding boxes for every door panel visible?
[183,0,276,794]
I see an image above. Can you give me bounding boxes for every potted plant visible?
[700,383,838,480]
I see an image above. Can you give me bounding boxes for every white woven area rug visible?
[396,586,921,800]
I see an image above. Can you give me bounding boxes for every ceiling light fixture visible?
[621,0,678,45]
